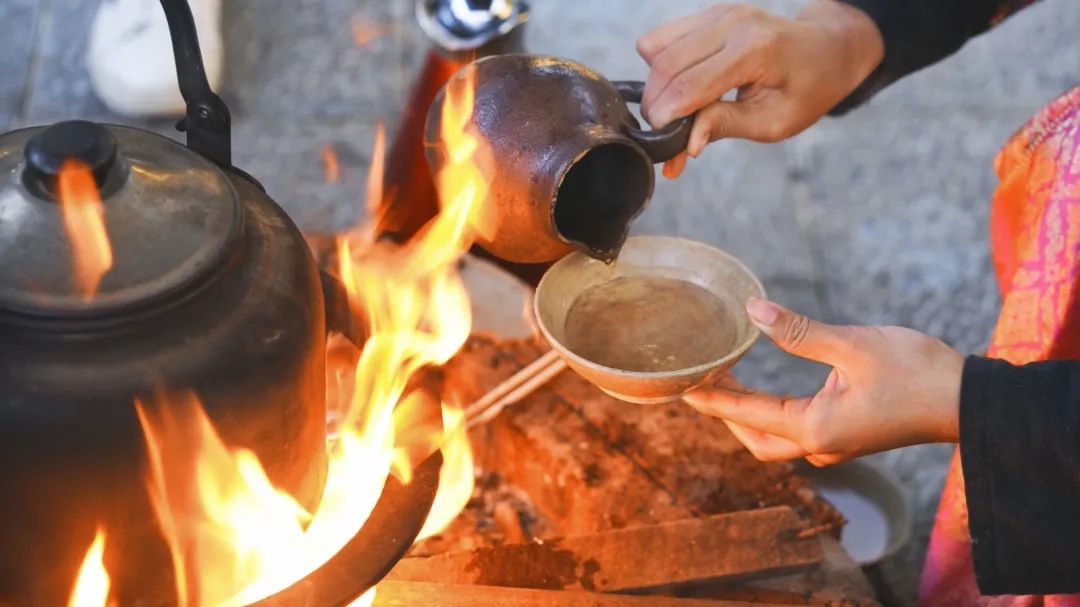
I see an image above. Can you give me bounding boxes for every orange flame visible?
[417,403,474,541]
[57,160,113,300]
[346,587,376,607]
[125,61,489,605]
[68,528,111,607]
[321,144,341,183]
[351,16,388,48]
[365,123,386,220]
[137,393,327,607]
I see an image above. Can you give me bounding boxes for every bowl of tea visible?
[534,235,765,404]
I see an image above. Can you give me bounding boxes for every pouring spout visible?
[553,142,650,266]
[575,239,623,265]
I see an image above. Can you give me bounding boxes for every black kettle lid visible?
[0,0,245,325]
[0,119,240,322]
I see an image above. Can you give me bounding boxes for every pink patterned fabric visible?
[919,84,1080,606]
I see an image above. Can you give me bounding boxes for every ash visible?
[407,472,554,558]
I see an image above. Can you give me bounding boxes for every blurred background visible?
[2,0,1078,603]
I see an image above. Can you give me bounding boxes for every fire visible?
[321,144,341,183]
[365,123,386,221]
[416,403,475,540]
[57,160,113,300]
[136,393,336,607]
[346,587,376,607]
[333,61,488,542]
[68,529,111,607]
[65,63,493,606]
[351,16,388,48]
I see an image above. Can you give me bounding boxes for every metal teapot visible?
[0,1,437,604]
[425,54,694,264]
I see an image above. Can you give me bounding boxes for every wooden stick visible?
[372,581,797,607]
[465,350,566,427]
[387,507,822,593]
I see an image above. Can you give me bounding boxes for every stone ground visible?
[2,0,1078,604]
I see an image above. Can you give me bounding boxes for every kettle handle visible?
[613,81,694,164]
[160,0,232,168]
[320,269,365,345]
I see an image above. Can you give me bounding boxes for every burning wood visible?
[392,335,874,605]
[444,336,845,530]
[389,507,822,592]
[407,471,554,558]
[372,581,797,607]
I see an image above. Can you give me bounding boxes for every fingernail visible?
[683,391,704,405]
[650,107,671,129]
[746,297,780,327]
[689,128,710,158]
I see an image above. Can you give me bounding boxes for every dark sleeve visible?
[829,0,1040,113]
[959,355,1080,595]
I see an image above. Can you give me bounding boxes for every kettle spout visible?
[553,142,651,264]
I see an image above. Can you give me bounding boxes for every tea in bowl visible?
[534,235,765,404]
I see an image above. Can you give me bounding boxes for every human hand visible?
[637,1,884,178]
[684,298,963,466]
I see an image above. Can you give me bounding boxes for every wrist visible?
[797,0,884,91]
[929,346,964,444]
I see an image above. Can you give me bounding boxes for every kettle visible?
[0,1,437,604]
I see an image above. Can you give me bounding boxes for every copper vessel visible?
[425,54,693,264]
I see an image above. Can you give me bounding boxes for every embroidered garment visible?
[921,84,1080,604]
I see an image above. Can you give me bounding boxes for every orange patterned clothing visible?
[919,85,1080,605]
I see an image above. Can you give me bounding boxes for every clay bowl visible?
[534,235,764,404]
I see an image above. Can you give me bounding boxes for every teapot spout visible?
[553,141,651,265]
[575,235,625,265]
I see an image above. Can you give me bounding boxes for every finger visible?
[684,387,809,442]
[642,23,732,112]
[684,95,790,143]
[687,119,712,158]
[711,372,751,393]
[663,120,713,173]
[724,420,808,461]
[805,453,845,468]
[662,151,688,179]
[647,48,752,128]
[636,5,732,64]
[744,297,858,366]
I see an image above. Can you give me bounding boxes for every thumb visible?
[745,297,854,365]
[694,100,787,143]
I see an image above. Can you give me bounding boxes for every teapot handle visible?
[613,81,694,164]
[160,0,232,168]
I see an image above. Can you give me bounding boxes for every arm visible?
[637,0,1041,176]
[833,0,1042,112]
[685,297,1080,594]
[961,356,1080,595]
